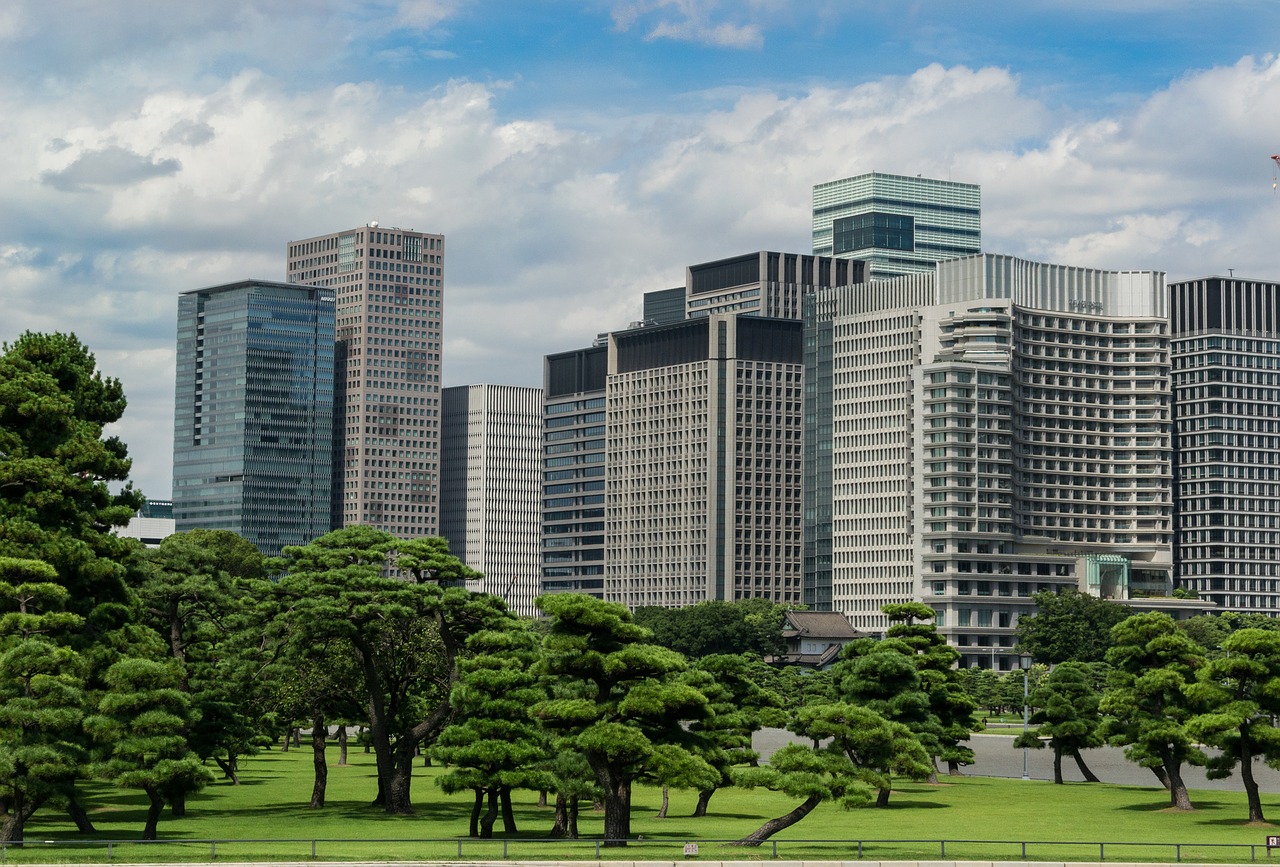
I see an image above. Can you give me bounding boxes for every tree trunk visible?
[1052,746,1064,784]
[66,794,95,833]
[1239,738,1265,823]
[479,788,498,839]
[549,793,569,838]
[281,729,291,752]
[0,792,42,843]
[337,725,348,766]
[1151,764,1170,789]
[382,733,419,814]
[1072,750,1100,783]
[600,776,631,847]
[170,791,185,818]
[500,787,517,833]
[947,759,963,776]
[293,728,301,748]
[537,790,547,808]
[213,755,240,784]
[693,788,713,817]
[734,794,823,846]
[568,795,579,839]
[469,790,483,838]
[310,714,328,808]
[656,785,669,819]
[1164,758,1195,811]
[142,788,165,841]
[875,786,891,807]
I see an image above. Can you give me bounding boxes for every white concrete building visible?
[441,384,544,616]
[805,253,1177,668]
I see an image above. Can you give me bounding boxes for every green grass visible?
[11,744,1280,863]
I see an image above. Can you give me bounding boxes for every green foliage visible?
[0,558,90,841]
[1100,612,1207,810]
[0,332,142,616]
[1015,662,1105,783]
[1186,628,1280,822]
[1016,589,1131,664]
[532,593,715,844]
[632,598,787,659]
[84,657,213,839]
[276,527,514,814]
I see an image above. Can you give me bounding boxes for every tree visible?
[881,603,977,776]
[1014,662,1104,784]
[1186,628,1280,823]
[830,632,941,801]
[0,332,142,616]
[1016,589,1131,664]
[278,528,513,815]
[531,593,716,847]
[1100,612,1207,810]
[0,558,90,842]
[733,703,929,846]
[132,532,270,792]
[685,654,785,816]
[84,658,213,839]
[433,627,550,837]
[632,599,787,659]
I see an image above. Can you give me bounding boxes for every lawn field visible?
[12,743,1280,863]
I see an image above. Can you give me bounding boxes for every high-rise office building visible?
[812,172,981,279]
[642,287,686,326]
[806,254,1186,667]
[441,384,544,616]
[173,280,334,557]
[686,251,858,320]
[1171,276,1280,614]
[605,314,804,608]
[542,344,609,598]
[287,224,444,537]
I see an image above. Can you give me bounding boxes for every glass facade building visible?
[813,172,981,279]
[173,280,335,557]
[541,345,609,598]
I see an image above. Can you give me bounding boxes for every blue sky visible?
[2,0,1279,499]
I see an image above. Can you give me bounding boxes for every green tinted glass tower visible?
[173,280,335,557]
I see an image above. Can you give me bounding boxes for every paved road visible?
[753,727,1280,791]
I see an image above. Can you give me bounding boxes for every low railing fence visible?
[1,836,1276,864]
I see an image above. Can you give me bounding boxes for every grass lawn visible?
[13,743,1280,863]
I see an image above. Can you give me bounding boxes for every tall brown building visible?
[287,223,444,536]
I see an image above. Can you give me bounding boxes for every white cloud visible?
[3,28,1280,499]
[612,0,773,49]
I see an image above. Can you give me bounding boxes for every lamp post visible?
[1019,652,1032,781]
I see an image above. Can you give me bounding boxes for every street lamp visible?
[1019,652,1033,781]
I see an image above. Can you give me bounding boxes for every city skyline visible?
[3,2,1280,499]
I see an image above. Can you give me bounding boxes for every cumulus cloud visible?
[3,11,1280,498]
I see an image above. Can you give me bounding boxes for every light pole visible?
[1020,652,1032,780]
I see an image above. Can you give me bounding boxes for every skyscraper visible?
[287,224,444,537]
[541,344,608,598]
[605,314,805,608]
[173,280,334,557]
[1171,276,1280,614]
[812,172,981,279]
[806,254,1182,667]
[441,384,544,616]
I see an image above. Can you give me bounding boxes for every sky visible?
[3,0,1280,501]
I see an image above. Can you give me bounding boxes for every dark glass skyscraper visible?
[173,280,335,557]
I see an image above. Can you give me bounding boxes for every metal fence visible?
[1,836,1277,864]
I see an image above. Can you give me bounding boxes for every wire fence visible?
[1,836,1278,864]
